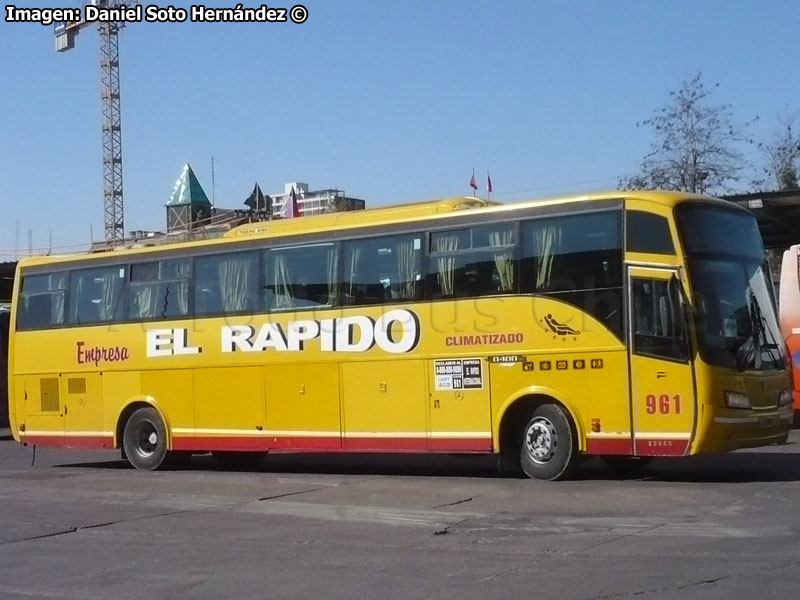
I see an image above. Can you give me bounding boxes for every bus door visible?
[627,266,696,456]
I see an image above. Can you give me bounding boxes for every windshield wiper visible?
[748,291,783,369]
[735,335,755,372]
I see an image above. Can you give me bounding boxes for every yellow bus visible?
[7,191,793,479]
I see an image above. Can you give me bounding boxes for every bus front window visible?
[678,205,785,371]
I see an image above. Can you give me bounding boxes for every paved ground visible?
[2,428,800,600]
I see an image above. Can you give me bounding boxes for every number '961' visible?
[645,394,682,415]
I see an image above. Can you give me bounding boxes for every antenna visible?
[211,156,216,206]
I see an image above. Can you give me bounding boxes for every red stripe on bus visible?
[429,438,493,452]
[172,436,341,452]
[172,436,493,453]
[344,437,429,452]
[585,438,634,455]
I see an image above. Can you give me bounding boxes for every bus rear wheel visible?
[122,407,169,471]
[519,404,576,480]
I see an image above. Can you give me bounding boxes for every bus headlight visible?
[778,389,794,407]
[725,391,752,409]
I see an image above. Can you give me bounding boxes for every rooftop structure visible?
[269,182,365,217]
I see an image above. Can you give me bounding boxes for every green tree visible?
[621,73,754,194]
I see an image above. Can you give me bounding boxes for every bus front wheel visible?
[519,404,576,480]
[122,407,169,471]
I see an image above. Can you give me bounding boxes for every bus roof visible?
[16,190,733,269]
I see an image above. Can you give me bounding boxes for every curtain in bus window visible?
[164,260,190,315]
[532,224,562,290]
[129,260,190,319]
[70,274,89,323]
[49,273,67,324]
[272,253,294,310]
[434,233,461,297]
[130,284,156,319]
[396,240,418,300]
[346,246,362,302]
[489,228,515,292]
[326,245,339,305]
[218,255,255,312]
[99,269,123,321]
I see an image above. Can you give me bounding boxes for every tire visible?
[122,407,169,471]
[519,404,576,480]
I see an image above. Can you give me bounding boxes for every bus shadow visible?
[54,448,800,483]
[53,452,503,478]
[579,451,800,483]
[200,453,505,478]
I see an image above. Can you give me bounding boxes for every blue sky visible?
[1,0,798,257]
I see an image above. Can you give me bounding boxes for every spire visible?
[166,163,211,207]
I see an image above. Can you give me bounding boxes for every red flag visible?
[487,173,493,193]
[469,170,477,190]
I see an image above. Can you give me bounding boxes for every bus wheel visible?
[520,404,576,480]
[122,407,169,471]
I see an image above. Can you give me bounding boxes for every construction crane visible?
[55,1,133,246]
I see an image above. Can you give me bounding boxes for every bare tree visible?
[620,73,755,194]
[759,113,800,190]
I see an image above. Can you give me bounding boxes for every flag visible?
[487,172,493,194]
[244,182,270,213]
[279,187,300,218]
[469,170,477,190]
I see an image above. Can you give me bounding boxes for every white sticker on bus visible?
[434,358,484,390]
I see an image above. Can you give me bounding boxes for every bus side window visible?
[626,211,676,254]
[17,273,68,330]
[518,211,624,339]
[194,251,260,316]
[341,234,422,306]
[520,211,622,294]
[265,244,339,311]
[426,225,515,299]
[68,266,126,325]
[129,259,191,320]
[631,277,688,362]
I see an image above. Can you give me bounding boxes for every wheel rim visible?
[133,420,158,458]
[524,417,557,464]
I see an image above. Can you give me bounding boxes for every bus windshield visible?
[677,205,785,371]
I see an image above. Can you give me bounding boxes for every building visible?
[722,189,800,249]
[101,168,366,249]
[270,182,366,217]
